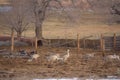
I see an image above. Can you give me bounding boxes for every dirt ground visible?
[0,46,120,79]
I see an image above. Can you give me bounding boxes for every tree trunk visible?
[35,23,42,40]
[11,28,14,53]
[35,14,43,40]
[34,0,48,40]
[17,31,22,40]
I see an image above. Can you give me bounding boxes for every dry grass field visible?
[0,0,9,4]
[0,47,119,79]
[0,11,120,79]
[0,12,120,39]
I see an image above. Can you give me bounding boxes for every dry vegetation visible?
[0,1,120,79]
[0,47,120,79]
[0,12,120,39]
[0,0,9,4]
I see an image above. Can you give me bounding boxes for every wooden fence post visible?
[93,40,95,49]
[113,33,116,50]
[83,39,86,49]
[100,34,105,56]
[77,34,80,54]
[31,38,34,47]
[48,39,51,46]
[103,39,105,51]
[35,36,38,53]
[11,28,14,53]
[100,34,103,51]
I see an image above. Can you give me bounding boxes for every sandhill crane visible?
[46,53,60,63]
[82,53,95,60]
[57,49,70,62]
[62,49,70,61]
[105,54,120,61]
[28,51,40,62]
[31,54,40,60]
[46,49,70,64]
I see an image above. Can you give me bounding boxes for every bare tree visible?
[0,0,93,40]
[0,0,31,39]
[109,1,120,24]
[111,3,120,15]
[28,0,79,40]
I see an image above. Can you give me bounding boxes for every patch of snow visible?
[33,78,77,80]
[33,78,120,80]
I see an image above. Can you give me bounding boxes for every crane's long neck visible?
[67,49,70,56]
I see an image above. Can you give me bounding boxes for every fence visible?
[43,33,120,51]
[103,34,120,51]
[0,33,120,52]
[43,38,100,50]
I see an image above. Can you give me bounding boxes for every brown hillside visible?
[0,0,9,4]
